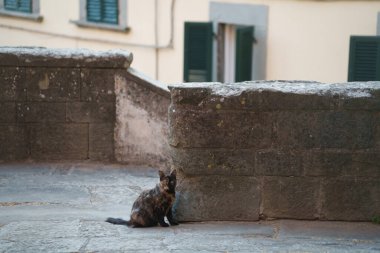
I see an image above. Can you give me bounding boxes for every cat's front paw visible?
[169,221,179,226]
[159,222,170,227]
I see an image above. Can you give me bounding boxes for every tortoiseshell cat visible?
[106,169,178,228]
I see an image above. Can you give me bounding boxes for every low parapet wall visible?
[0,47,170,167]
[169,81,380,221]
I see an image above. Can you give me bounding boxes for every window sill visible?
[70,20,130,33]
[0,9,43,22]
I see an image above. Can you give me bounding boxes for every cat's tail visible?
[105,217,132,226]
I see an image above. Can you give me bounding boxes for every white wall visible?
[0,0,379,84]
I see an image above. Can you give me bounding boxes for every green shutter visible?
[87,0,118,24]
[184,22,213,82]
[4,0,32,13]
[235,26,254,82]
[348,36,380,81]
[87,0,102,22]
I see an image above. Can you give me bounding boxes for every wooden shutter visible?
[184,22,213,82]
[102,0,118,24]
[235,26,254,82]
[348,36,380,81]
[87,0,118,24]
[4,0,32,13]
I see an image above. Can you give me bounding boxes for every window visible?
[72,0,128,32]
[348,36,380,81]
[87,0,118,25]
[4,0,31,13]
[0,0,42,21]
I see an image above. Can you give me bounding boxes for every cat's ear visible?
[170,169,177,178]
[158,170,165,180]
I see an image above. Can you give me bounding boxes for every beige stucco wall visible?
[0,0,379,84]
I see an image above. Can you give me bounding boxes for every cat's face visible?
[158,169,177,194]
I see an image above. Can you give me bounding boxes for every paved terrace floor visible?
[0,163,379,253]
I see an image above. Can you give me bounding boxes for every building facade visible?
[0,0,379,84]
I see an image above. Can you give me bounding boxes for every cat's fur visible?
[106,169,178,228]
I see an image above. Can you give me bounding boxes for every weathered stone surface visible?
[341,96,380,111]
[0,47,133,68]
[115,73,170,167]
[0,102,16,122]
[175,173,260,221]
[318,111,374,149]
[321,179,380,221]
[273,111,319,149]
[304,151,353,177]
[256,150,303,176]
[259,91,336,111]
[125,76,170,119]
[169,82,380,221]
[169,109,272,149]
[66,102,115,123]
[26,68,80,102]
[171,148,255,176]
[273,111,374,149]
[29,123,88,160]
[0,124,28,161]
[261,177,320,219]
[16,102,66,122]
[304,151,380,177]
[81,69,118,102]
[89,123,114,161]
[0,67,26,101]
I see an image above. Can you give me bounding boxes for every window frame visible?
[71,0,129,32]
[0,0,42,22]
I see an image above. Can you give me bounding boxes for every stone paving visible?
[0,163,379,252]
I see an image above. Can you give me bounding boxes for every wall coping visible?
[0,47,133,68]
[169,81,380,99]
[127,67,170,98]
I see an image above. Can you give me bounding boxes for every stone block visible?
[16,102,66,123]
[66,102,115,123]
[170,148,255,176]
[170,86,261,111]
[0,103,16,122]
[0,124,28,161]
[170,86,213,106]
[81,69,117,102]
[89,123,114,161]
[169,109,272,149]
[304,151,353,177]
[261,177,320,219]
[259,91,335,111]
[256,150,303,176]
[304,151,380,178]
[318,111,374,149]
[125,78,170,120]
[274,111,374,149]
[0,47,133,68]
[321,179,380,221]
[0,67,26,101]
[175,173,260,221]
[341,97,380,111]
[29,123,88,160]
[26,68,80,102]
[273,111,319,149]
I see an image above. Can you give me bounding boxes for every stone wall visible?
[169,81,380,221]
[115,68,171,168]
[0,47,170,167]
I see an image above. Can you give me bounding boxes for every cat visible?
[106,169,179,228]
